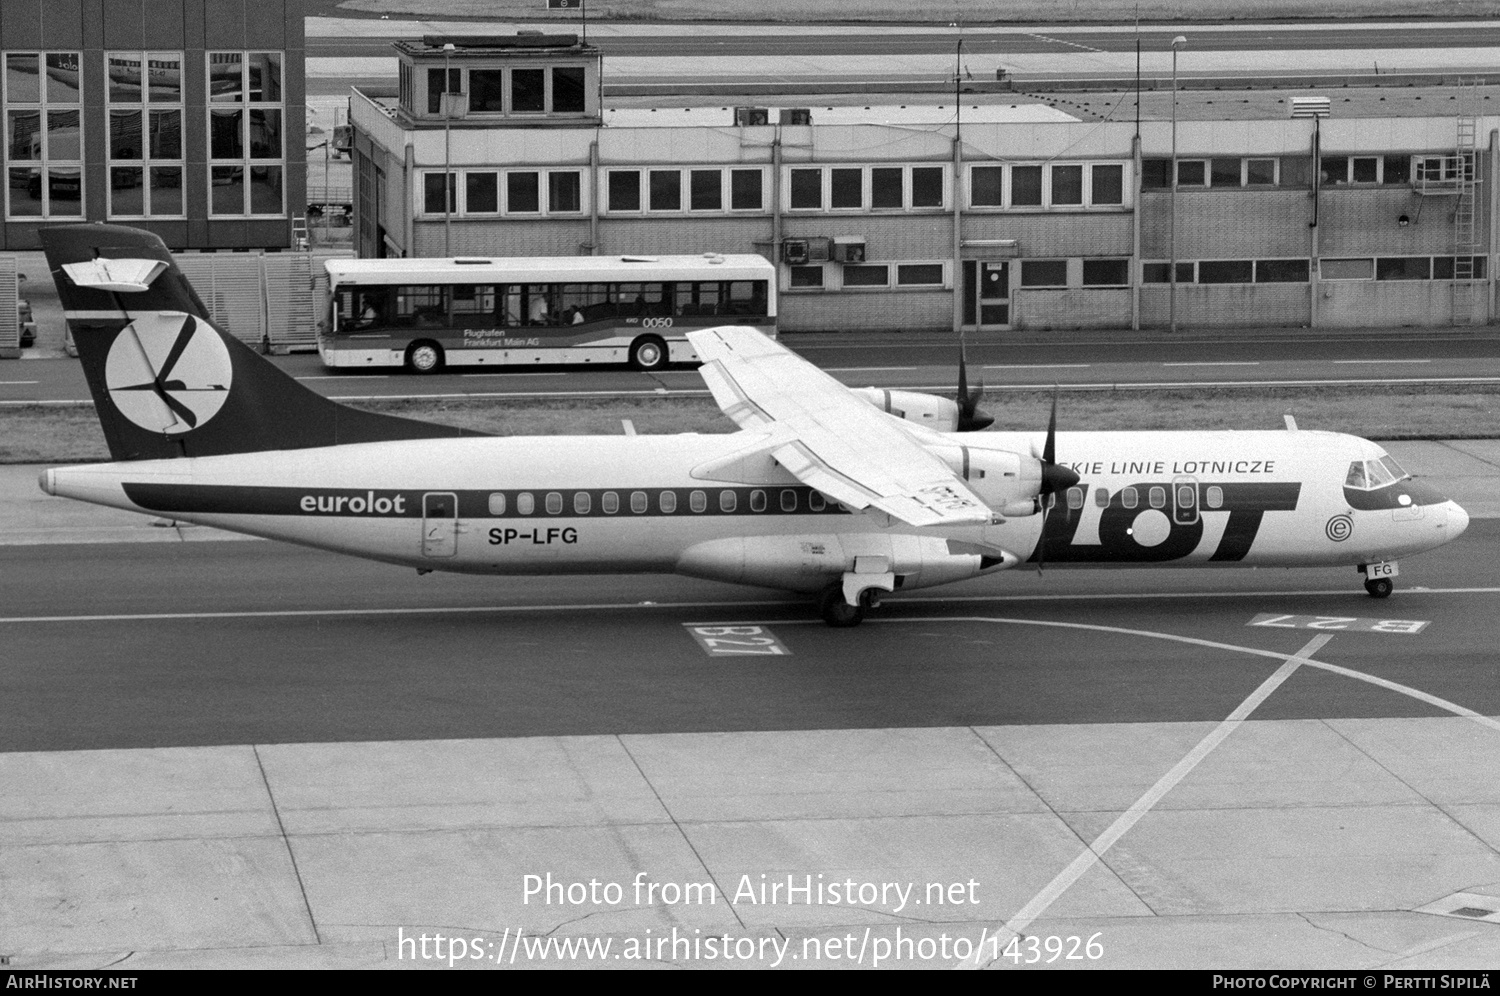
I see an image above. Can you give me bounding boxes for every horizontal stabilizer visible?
[61,258,169,293]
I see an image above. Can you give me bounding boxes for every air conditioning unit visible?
[807,237,832,262]
[781,239,809,264]
[734,106,770,126]
[779,107,812,126]
[832,237,867,264]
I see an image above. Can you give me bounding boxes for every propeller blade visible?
[1043,387,1058,466]
[955,336,994,431]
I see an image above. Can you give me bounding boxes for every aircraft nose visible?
[1446,500,1470,539]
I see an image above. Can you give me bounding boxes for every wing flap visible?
[689,326,992,528]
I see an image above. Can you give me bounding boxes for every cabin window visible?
[720,490,737,513]
[690,490,707,513]
[630,490,647,514]
[1067,487,1084,510]
[1345,461,1368,488]
[809,491,826,511]
[516,492,534,515]
[545,491,563,514]
[1206,486,1224,509]
[1094,488,1110,508]
[1148,486,1166,509]
[659,491,677,513]
[1176,485,1196,508]
[780,489,798,512]
[574,492,591,515]
[601,491,619,514]
[488,493,506,515]
[750,489,766,512]
[1121,487,1138,509]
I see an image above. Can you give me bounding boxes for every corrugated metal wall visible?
[173,249,349,353]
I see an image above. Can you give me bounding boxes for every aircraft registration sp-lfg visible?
[38,225,1468,626]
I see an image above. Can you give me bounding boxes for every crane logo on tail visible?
[104,312,231,434]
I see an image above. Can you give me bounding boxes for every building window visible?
[426,66,459,114]
[789,168,821,209]
[1246,158,1278,185]
[1082,258,1129,286]
[466,171,498,213]
[649,169,680,211]
[896,263,944,286]
[1383,155,1411,185]
[1434,256,1487,279]
[1176,160,1207,186]
[1255,259,1309,283]
[5,52,83,218]
[1020,259,1067,287]
[789,265,824,288]
[1142,262,1195,284]
[689,169,721,211]
[508,171,539,213]
[1050,164,1083,205]
[552,67,585,113]
[548,171,581,212]
[423,172,455,214]
[469,69,504,113]
[971,165,1003,206]
[1320,258,1374,281]
[1210,158,1240,186]
[608,170,640,211]
[871,166,903,208]
[1376,257,1431,281]
[207,51,284,217]
[512,68,545,113]
[1091,164,1124,204]
[1011,165,1042,205]
[1198,260,1254,284]
[730,168,762,210]
[910,167,943,207]
[1141,158,1171,189]
[842,264,889,288]
[830,167,862,208]
[105,52,184,218]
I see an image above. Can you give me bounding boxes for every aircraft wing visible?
[688,326,991,528]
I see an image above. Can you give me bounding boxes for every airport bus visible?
[319,253,777,373]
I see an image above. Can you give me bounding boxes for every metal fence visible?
[174,248,352,353]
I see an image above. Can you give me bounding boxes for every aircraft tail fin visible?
[40,224,484,461]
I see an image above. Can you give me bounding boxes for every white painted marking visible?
[686,624,790,656]
[957,631,1335,969]
[1161,362,1260,367]
[981,364,1091,370]
[1284,414,1299,430]
[825,366,921,373]
[1332,359,1432,365]
[621,419,637,436]
[0,380,39,385]
[457,373,561,378]
[296,375,390,380]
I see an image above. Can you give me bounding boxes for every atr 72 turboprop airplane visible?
[38,225,1469,626]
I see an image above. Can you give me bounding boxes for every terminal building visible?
[349,33,1496,335]
[0,0,304,251]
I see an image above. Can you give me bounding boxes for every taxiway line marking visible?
[957,632,1334,969]
[7,586,1500,627]
[1160,362,1260,367]
[1332,359,1433,364]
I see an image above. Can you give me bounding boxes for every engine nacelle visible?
[850,387,962,431]
[924,443,1044,514]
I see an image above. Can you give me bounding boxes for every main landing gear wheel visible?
[1364,576,1393,598]
[819,585,866,628]
[629,335,668,372]
[405,340,444,374]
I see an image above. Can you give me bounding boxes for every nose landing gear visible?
[1359,562,1397,598]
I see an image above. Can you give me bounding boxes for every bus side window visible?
[502,287,522,327]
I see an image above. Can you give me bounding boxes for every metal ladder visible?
[1452,79,1482,324]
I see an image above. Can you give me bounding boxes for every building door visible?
[962,260,1010,329]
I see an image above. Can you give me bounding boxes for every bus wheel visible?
[629,335,668,372]
[405,341,444,374]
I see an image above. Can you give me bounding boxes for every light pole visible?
[443,42,455,257]
[1169,34,1186,334]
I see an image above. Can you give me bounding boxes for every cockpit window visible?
[1346,456,1411,491]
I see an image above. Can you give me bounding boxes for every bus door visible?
[422,492,458,558]
[1172,476,1199,526]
